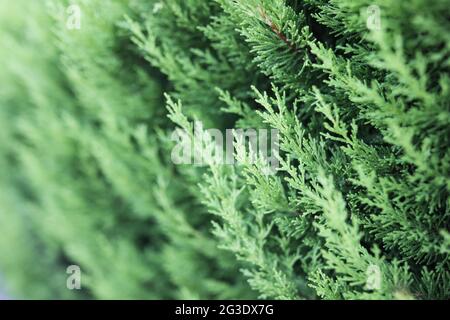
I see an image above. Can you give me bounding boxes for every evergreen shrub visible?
[0,0,448,299]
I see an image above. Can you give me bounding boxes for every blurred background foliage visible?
[0,0,254,299]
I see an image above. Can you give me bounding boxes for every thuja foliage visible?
[0,0,448,300]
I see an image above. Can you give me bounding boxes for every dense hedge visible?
[0,0,448,299]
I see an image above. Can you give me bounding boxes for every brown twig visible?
[257,6,298,52]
